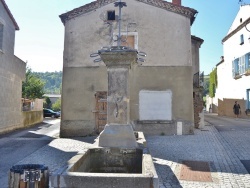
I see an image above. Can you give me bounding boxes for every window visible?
[119,32,138,49]
[107,11,115,21]
[232,58,239,77]
[232,52,250,77]
[239,56,245,74]
[139,90,172,121]
[240,34,244,45]
[245,53,250,70]
[0,23,3,50]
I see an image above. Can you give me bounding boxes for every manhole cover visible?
[180,160,213,182]
[241,160,250,173]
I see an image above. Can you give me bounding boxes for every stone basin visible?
[50,133,158,188]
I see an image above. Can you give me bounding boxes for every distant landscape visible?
[33,71,62,94]
[32,71,209,96]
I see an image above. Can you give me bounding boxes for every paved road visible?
[1,114,250,188]
[205,113,250,132]
[0,118,60,188]
[147,113,250,188]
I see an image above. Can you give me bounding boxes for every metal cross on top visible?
[114,0,127,47]
[90,0,146,63]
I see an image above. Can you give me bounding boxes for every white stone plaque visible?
[139,90,172,120]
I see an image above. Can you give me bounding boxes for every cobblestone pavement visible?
[4,119,250,188]
[147,123,250,188]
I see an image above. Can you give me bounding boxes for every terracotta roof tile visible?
[59,0,197,25]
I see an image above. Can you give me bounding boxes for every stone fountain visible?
[50,1,158,187]
[97,47,138,149]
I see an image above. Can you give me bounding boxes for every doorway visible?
[94,91,107,133]
[247,89,250,109]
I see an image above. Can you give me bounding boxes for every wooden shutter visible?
[121,35,135,49]
[94,91,107,133]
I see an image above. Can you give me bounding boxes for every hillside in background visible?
[33,71,62,94]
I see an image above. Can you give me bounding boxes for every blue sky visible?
[6,0,250,74]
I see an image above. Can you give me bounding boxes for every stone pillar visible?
[107,67,129,124]
[98,50,138,148]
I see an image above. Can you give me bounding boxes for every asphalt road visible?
[0,118,60,188]
[205,113,250,132]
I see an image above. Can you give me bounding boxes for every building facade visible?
[59,0,202,137]
[213,4,250,117]
[0,0,26,133]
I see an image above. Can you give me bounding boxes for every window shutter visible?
[232,61,235,77]
[121,35,135,49]
[246,53,250,70]
[240,56,245,74]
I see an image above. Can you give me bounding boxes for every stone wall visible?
[218,98,247,118]
[0,1,26,134]
[22,111,43,128]
[0,53,26,134]
[193,89,203,128]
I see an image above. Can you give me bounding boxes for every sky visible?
[5,0,250,74]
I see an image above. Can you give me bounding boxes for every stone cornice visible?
[191,35,204,47]
[222,17,250,43]
[59,0,197,25]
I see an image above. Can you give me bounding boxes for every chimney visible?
[172,0,181,6]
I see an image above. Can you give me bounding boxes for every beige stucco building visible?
[0,0,26,133]
[59,0,203,137]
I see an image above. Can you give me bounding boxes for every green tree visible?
[43,96,51,109]
[22,68,45,99]
[209,68,217,98]
[33,71,62,94]
[52,99,61,111]
[203,77,210,96]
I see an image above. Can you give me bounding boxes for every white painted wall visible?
[215,5,250,108]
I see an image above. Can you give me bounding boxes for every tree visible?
[209,68,217,98]
[33,71,62,94]
[43,96,51,109]
[203,77,210,96]
[52,99,61,111]
[22,68,45,99]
